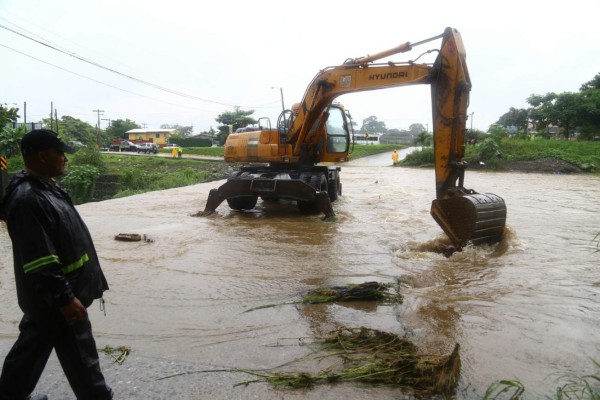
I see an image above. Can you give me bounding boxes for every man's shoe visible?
[26,395,48,400]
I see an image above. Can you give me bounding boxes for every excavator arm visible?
[284,27,506,248]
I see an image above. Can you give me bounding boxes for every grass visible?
[245,327,461,397]
[93,144,400,199]
[483,360,600,399]
[156,143,401,159]
[158,146,224,157]
[300,281,401,304]
[349,143,400,159]
[243,281,403,313]
[401,139,600,172]
[97,154,230,196]
[499,139,600,170]
[99,345,131,365]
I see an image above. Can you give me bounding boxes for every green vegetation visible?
[401,146,435,167]
[401,138,600,173]
[96,154,228,199]
[496,139,600,171]
[158,146,224,157]
[241,327,461,397]
[157,144,401,159]
[60,165,101,204]
[484,361,600,399]
[244,281,403,313]
[0,125,27,159]
[349,143,399,159]
[99,345,131,365]
[156,143,401,159]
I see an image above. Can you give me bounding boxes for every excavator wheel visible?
[328,174,341,202]
[430,193,506,249]
[297,173,327,215]
[227,196,258,211]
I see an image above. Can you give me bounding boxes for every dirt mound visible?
[503,158,582,174]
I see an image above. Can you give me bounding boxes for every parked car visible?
[137,143,158,154]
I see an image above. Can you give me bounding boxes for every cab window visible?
[326,107,349,153]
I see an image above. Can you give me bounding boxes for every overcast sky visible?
[1,0,599,135]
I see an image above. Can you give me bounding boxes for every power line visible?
[0,41,221,111]
[0,14,136,73]
[0,20,277,110]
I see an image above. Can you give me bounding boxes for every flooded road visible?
[1,153,599,399]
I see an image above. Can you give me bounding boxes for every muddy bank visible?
[502,158,583,174]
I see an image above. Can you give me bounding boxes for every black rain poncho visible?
[1,172,108,319]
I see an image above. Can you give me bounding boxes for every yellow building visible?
[126,128,176,146]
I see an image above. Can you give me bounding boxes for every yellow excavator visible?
[201,27,507,249]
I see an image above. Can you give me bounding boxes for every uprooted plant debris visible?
[99,345,131,365]
[244,281,403,313]
[238,326,461,397]
[301,281,400,303]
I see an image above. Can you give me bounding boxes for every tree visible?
[413,130,432,146]
[409,123,426,136]
[43,116,96,145]
[215,107,257,145]
[105,119,140,142]
[161,124,193,137]
[577,74,600,139]
[0,124,27,158]
[497,72,600,140]
[0,105,20,132]
[527,93,558,134]
[580,73,600,91]
[549,92,580,140]
[360,115,387,134]
[496,107,529,132]
[467,129,487,144]
[488,124,509,141]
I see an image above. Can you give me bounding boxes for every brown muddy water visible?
[1,152,599,399]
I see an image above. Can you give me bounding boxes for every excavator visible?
[201,27,507,250]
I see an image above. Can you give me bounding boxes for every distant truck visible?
[109,140,141,152]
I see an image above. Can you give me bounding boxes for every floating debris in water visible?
[242,326,460,396]
[114,233,154,243]
[301,281,401,304]
[243,281,402,313]
[114,233,142,242]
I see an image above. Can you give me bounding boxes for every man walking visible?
[0,129,112,400]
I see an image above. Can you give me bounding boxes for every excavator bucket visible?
[430,193,506,249]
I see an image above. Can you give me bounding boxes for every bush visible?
[70,146,106,172]
[400,147,435,166]
[120,167,148,190]
[465,138,503,168]
[60,165,100,204]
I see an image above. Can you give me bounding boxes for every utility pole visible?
[271,86,285,112]
[93,109,104,146]
[469,112,474,132]
[102,118,111,128]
